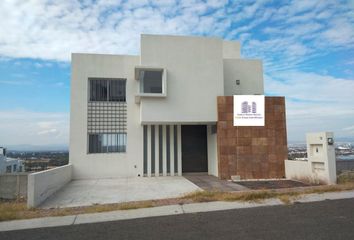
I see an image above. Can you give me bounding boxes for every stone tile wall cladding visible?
[217,96,287,180]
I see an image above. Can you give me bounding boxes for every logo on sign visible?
[241,101,257,114]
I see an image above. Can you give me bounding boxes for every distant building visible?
[0,147,24,174]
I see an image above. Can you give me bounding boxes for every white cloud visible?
[322,18,354,46]
[266,71,354,140]
[37,129,58,136]
[343,125,354,131]
[0,110,69,145]
[0,0,352,64]
[0,0,233,61]
[0,80,33,85]
[0,0,353,143]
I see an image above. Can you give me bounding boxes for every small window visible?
[89,78,126,102]
[6,166,11,173]
[89,133,127,153]
[13,164,17,172]
[139,70,163,94]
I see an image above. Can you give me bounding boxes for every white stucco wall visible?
[223,40,241,59]
[285,160,311,180]
[223,59,264,96]
[207,125,218,177]
[70,53,143,179]
[69,34,266,179]
[27,164,72,208]
[139,34,224,124]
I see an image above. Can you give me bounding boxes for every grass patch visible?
[0,199,155,222]
[1,182,354,222]
[0,200,27,221]
[337,172,354,184]
[183,190,301,204]
[182,183,354,205]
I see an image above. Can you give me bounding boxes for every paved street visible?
[2,198,354,240]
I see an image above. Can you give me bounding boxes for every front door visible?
[181,125,208,173]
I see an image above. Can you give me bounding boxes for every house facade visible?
[70,34,287,180]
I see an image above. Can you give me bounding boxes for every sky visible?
[0,0,354,147]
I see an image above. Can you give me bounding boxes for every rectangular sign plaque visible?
[233,95,265,126]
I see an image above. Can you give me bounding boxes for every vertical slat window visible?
[151,125,155,174]
[88,133,126,153]
[143,126,147,174]
[174,125,178,173]
[159,125,163,174]
[166,125,170,174]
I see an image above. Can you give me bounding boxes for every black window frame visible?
[88,133,127,154]
[89,78,126,102]
[139,70,163,94]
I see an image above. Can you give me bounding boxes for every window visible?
[89,133,126,153]
[6,166,11,173]
[109,80,126,101]
[88,78,127,154]
[139,70,163,94]
[89,78,126,102]
[13,164,17,172]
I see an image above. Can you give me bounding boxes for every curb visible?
[1,190,354,232]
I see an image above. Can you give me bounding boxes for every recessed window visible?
[89,78,126,102]
[139,70,163,94]
[88,133,127,153]
[6,166,11,173]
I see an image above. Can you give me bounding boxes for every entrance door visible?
[182,125,208,173]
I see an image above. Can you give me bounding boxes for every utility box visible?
[285,132,337,184]
[306,132,336,184]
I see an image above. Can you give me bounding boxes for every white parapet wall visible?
[27,164,72,208]
[285,159,311,181]
[285,132,336,184]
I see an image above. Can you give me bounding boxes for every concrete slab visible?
[184,175,249,191]
[41,177,201,209]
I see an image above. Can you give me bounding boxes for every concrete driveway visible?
[40,177,200,209]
